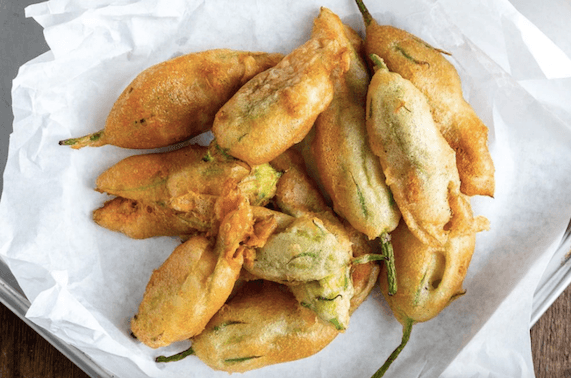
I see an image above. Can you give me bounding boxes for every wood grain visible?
[531,283,571,378]
[0,303,89,378]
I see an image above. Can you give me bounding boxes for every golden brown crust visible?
[311,22,401,240]
[270,149,330,217]
[212,8,350,165]
[243,215,352,284]
[89,49,283,149]
[364,23,495,197]
[343,220,380,311]
[192,225,379,373]
[379,193,489,324]
[92,197,209,239]
[131,196,254,348]
[192,280,340,373]
[366,65,461,246]
[131,236,218,348]
[95,144,250,203]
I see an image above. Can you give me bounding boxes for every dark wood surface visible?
[0,302,89,378]
[0,286,570,377]
[531,285,571,377]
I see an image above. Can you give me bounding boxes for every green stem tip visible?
[155,346,195,363]
[355,0,374,27]
[58,130,104,148]
[380,232,397,296]
[370,54,389,72]
[371,318,414,378]
[352,253,388,265]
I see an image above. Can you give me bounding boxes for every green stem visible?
[371,318,414,378]
[380,232,397,296]
[59,130,104,148]
[370,54,389,72]
[225,355,262,364]
[352,253,388,265]
[155,346,195,363]
[355,0,373,27]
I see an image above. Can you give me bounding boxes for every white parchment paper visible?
[2,0,571,377]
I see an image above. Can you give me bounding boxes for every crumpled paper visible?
[1,0,571,377]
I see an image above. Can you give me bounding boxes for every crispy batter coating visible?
[290,264,354,330]
[212,8,350,165]
[191,280,340,373]
[243,215,352,284]
[190,225,378,373]
[60,49,283,149]
[357,0,494,197]
[93,197,209,239]
[366,59,461,246]
[311,22,401,240]
[270,149,331,218]
[93,178,285,243]
[378,193,489,325]
[95,144,250,203]
[268,149,354,277]
[245,206,298,251]
[268,148,369,330]
[131,195,254,348]
[344,219,380,310]
[131,236,216,348]
[93,144,281,238]
[168,162,281,222]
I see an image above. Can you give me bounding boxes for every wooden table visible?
[0,287,570,377]
[531,285,571,377]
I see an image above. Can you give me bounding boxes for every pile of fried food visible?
[60,1,494,376]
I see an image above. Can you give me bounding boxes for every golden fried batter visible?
[191,280,340,373]
[93,144,280,239]
[270,149,331,218]
[371,192,488,377]
[155,203,380,371]
[60,49,283,149]
[311,21,401,240]
[379,193,489,325]
[243,215,352,284]
[356,0,494,197]
[189,225,379,373]
[212,8,351,165]
[366,57,461,246]
[92,197,209,239]
[267,149,365,330]
[95,144,250,203]
[131,195,254,348]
